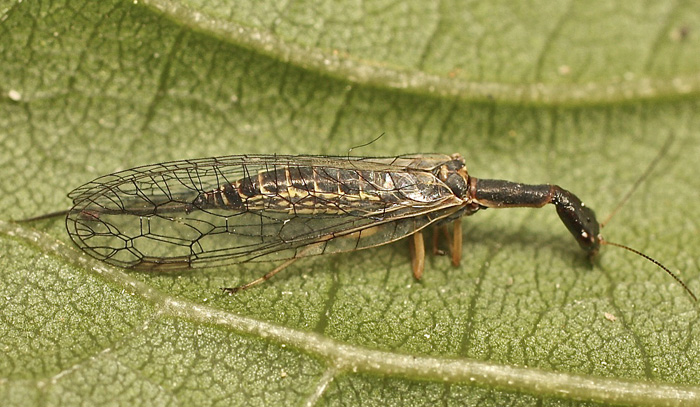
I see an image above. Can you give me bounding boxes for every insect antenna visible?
[600,239,697,302]
[600,133,673,228]
[598,133,696,302]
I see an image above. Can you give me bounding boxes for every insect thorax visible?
[433,155,471,200]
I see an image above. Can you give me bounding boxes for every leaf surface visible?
[1,1,700,406]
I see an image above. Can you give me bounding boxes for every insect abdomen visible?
[195,165,454,214]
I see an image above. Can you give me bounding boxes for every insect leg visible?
[222,256,302,294]
[431,226,440,255]
[409,231,426,280]
[451,219,462,266]
[222,238,333,293]
[432,224,448,255]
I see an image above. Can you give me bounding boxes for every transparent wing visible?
[66,154,464,271]
[67,153,455,202]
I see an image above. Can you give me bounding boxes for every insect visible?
[62,151,696,300]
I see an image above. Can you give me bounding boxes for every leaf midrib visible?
[3,220,699,407]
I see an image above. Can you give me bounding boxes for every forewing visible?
[66,155,462,270]
[67,153,455,202]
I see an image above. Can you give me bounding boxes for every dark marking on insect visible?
[25,147,695,301]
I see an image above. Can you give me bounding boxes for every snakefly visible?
[64,153,696,300]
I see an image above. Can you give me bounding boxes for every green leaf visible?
[2,0,700,406]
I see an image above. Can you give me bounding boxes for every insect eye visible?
[555,200,600,255]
